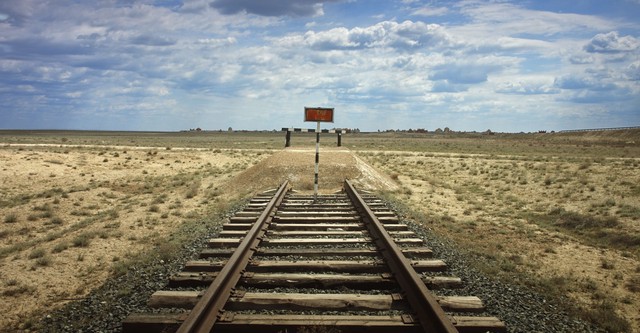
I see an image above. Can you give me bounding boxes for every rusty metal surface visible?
[344,180,460,333]
[176,180,289,333]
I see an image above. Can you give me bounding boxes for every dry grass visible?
[0,135,273,331]
[1,129,638,332]
[357,129,640,332]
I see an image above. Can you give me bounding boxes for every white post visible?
[314,121,320,201]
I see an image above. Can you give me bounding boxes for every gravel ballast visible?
[37,196,604,333]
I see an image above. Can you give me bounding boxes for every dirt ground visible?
[1,132,638,332]
[0,144,395,331]
[359,149,640,332]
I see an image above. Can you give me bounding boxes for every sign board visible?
[304,107,334,123]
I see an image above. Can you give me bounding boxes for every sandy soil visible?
[0,145,394,331]
[2,137,637,332]
[0,145,270,330]
[359,150,640,332]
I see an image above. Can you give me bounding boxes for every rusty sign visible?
[304,107,334,122]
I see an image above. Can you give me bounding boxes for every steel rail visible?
[176,180,289,333]
[344,180,459,333]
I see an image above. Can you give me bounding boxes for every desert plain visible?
[0,129,639,332]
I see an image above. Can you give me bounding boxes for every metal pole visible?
[337,132,342,147]
[314,121,320,201]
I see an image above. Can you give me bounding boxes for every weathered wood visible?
[272,216,361,223]
[264,230,415,237]
[234,211,261,217]
[276,210,394,217]
[150,291,480,313]
[229,216,257,223]
[208,238,244,247]
[263,238,373,246]
[279,206,356,211]
[151,291,407,311]
[271,222,365,230]
[221,223,253,230]
[277,211,358,217]
[183,259,446,273]
[237,272,397,289]
[123,313,505,333]
[247,259,440,273]
[219,314,505,333]
[450,316,507,333]
[122,312,188,333]
[377,216,400,223]
[218,230,247,237]
[207,237,423,247]
[437,296,484,312]
[270,222,408,231]
[199,247,432,259]
[281,202,352,207]
[149,290,203,309]
[169,272,460,289]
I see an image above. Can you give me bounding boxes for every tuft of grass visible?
[52,242,69,253]
[583,300,631,333]
[600,259,615,270]
[626,275,640,293]
[35,256,52,267]
[28,248,46,259]
[50,216,64,225]
[4,213,18,223]
[549,208,619,229]
[185,182,200,199]
[72,233,92,247]
[2,283,35,297]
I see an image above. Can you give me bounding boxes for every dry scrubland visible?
[1,129,639,332]
[0,131,275,331]
[352,130,640,333]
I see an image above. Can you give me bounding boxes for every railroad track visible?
[123,180,506,333]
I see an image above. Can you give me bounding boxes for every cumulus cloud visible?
[430,65,489,84]
[458,1,616,36]
[209,0,341,17]
[496,80,559,95]
[431,80,468,93]
[0,0,638,131]
[554,74,617,91]
[278,20,455,51]
[429,58,508,85]
[411,6,449,17]
[584,31,639,53]
[627,61,640,80]
[129,35,176,46]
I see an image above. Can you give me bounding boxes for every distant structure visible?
[558,126,640,133]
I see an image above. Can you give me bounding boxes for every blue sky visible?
[0,0,639,132]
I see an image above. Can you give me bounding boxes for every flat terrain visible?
[1,129,639,332]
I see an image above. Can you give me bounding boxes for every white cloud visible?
[495,76,559,95]
[0,0,638,132]
[584,31,640,53]
[411,6,449,17]
[456,1,616,36]
[626,61,640,80]
[277,20,456,51]
[209,0,342,17]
